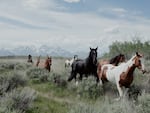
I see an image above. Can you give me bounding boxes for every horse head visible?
[44,56,52,72]
[74,55,78,60]
[132,52,146,74]
[119,54,125,63]
[89,47,98,65]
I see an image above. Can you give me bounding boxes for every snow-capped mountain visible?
[0,45,81,57]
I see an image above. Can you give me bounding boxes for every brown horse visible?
[36,56,52,72]
[97,54,125,79]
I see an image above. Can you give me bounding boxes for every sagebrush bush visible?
[0,63,15,73]
[0,87,36,113]
[68,97,139,113]
[0,71,27,95]
[26,67,50,82]
[76,77,104,99]
[14,63,32,70]
[48,72,68,88]
[136,93,150,113]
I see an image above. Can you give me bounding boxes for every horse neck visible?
[70,58,74,62]
[123,58,136,78]
[45,59,49,65]
[110,56,119,66]
[125,65,136,78]
[86,56,96,66]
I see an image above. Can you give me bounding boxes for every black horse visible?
[68,47,99,82]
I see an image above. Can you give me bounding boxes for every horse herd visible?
[27,47,147,100]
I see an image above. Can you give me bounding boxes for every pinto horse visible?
[97,54,125,79]
[99,52,146,100]
[68,47,99,83]
[65,55,78,68]
[36,56,52,72]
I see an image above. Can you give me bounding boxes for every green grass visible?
[27,95,69,113]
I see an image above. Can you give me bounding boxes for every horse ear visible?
[136,52,143,57]
[90,47,92,50]
[136,52,140,57]
[96,47,98,50]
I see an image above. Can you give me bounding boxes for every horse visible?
[36,56,41,67]
[36,56,52,72]
[97,54,125,79]
[65,55,78,68]
[99,52,146,100]
[27,54,33,64]
[67,47,99,83]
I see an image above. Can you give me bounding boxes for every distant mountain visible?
[12,46,38,56]
[0,48,14,56]
[0,45,87,58]
[38,45,73,57]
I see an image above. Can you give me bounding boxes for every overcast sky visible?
[0,0,150,53]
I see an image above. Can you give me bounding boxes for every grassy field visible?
[0,56,150,113]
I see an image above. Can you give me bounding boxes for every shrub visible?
[128,85,142,101]
[136,93,150,113]
[48,72,67,88]
[26,67,49,82]
[76,77,104,100]
[0,87,36,113]
[0,71,27,95]
[0,63,15,73]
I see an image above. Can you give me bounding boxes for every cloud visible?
[98,7,128,18]
[0,1,150,54]
[104,25,120,34]
[64,0,80,3]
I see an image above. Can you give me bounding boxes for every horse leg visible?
[116,82,123,101]
[79,74,83,81]
[68,71,77,82]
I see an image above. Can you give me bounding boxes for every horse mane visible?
[109,54,123,66]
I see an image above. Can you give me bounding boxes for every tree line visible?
[102,39,150,60]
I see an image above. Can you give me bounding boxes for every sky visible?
[0,0,150,54]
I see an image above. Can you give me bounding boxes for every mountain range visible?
[0,45,88,58]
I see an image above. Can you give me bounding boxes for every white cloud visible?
[98,7,128,18]
[0,1,150,54]
[64,0,80,3]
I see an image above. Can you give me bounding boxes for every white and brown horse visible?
[97,54,125,79]
[99,52,146,100]
[65,55,78,68]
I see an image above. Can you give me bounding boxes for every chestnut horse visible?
[36,56,52,72]
[97,54,125,79]
[99,52,146,100]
